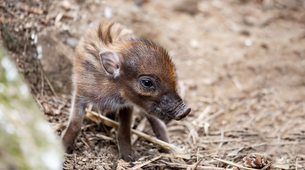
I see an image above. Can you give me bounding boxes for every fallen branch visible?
[192,158,203,170]
[131,155,162,170]
[183,120,199,145]
[17,3,43,15]
[214,157,288,170]
[214,158,257,170]
[159,160,226,170]
[85,109,188,156]
[38,60,58,99]
[131,118,147,145]
[95,134,115,142]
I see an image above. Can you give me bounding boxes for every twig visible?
[193,106,211,126]
[295,158,298,170]
[160,160,226,170]
[131,155,162,170]
[40,67,44,96]
[43,73,58,98]
[81,131,92,148]
[249,142,305,147]
[208,130,258,136]
[0,4,19,18]
[231,77,243,90]
[272,164,290,169]
[85,109,187,155]
[196,148,200,162]
[95,134,115,142]
[214,158,257,170]
[80,138,90,148]
[141,163,166,168]
[261,159,275,170]
[18,4,43,15]
[192,158,203,170]
[183,120,199,145]
[216,129,224,155]
[131,118,147,145]
[37,58,58,98]
[33,96,43,110]
[202,141,305,153]
[199,138,250,143]
[55,12,63,27]
[204,109,224,122]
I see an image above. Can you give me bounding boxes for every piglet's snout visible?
[175,104,191,120]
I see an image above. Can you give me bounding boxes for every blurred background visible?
[0,0,305,169]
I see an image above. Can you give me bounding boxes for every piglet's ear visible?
[99,51,121,78]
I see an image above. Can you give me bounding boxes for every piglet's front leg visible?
[117,107,133,162]
[62,96,87,153]
[146,114,173,154]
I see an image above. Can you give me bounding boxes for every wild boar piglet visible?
[61,21,191,161]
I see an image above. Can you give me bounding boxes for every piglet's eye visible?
[141,80,153,88]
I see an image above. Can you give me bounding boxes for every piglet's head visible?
[99,40,191,121]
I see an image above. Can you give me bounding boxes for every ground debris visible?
[1,0,305,169]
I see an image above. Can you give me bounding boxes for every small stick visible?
[204,109,224,122]
[33,96,43,110]
[183,120,199,145]
[131,155,162,170]
[95,134,115,142]
[18,5,43,15]
[160,160,226,170]
[86,109,186,155]
[37,61,58,98]
[261,159,275,170]
[192,158,203,170]
[295,158,298,170]
[43,73,59,98]
[214,158,257,170]
[80,138,90,148]
[231,77,243,90]
[81,131,93,147]
[216,129,224,155]
[0,5,19,18]
[55,13,63,27]
[200,138,250,143]
[201,141,305,153]
[131,118,147,145]
[193,106,211,126]
[40,68,44,96]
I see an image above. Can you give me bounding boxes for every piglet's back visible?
[72,21,134,101]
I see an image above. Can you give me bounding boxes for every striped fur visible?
[73,21,177,109]
[62,21,189,161]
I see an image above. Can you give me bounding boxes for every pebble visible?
[245,39,252,46]
[189,39,199,49]
[104,6,112,18]
[66,37,79,48]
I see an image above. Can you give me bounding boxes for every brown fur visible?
[62,21,190,161]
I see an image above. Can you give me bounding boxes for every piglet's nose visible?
[175,107,191,120]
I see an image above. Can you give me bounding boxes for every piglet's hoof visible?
[120,153,134,162]
[65,146,74,154]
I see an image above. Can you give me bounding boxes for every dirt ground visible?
[1,0,305,169]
